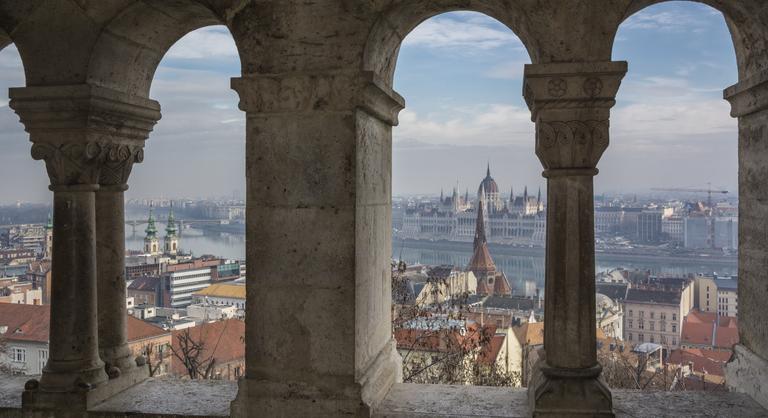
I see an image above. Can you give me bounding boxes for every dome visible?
[477,164,499,195]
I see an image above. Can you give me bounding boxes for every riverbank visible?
[393,238,738,266]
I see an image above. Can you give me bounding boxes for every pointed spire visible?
[524,186,528,201]
[145,202,157,238]
[465,189,469,205]
[45,212,53,230]
[473,198,487,250]
[510,186,515,204]
[486,161,491,178]
[166,201,178,237]
[537,186,542,203]
[440,188,444,203]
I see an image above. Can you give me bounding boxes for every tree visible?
[392,261,521,387]
[170,329,217,379]
[142,342,170,377]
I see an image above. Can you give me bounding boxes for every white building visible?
[191,283,246,311]
[161,267,213,308]
[186,304,238,321]
[0,304,49,375]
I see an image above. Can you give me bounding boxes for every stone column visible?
[229,71,404,417]
[724,69,768,410]
[95,143,147,380]
[523,62,626,417]
[9,85,160,410]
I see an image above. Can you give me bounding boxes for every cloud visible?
[403,14,522,51]
[395,104,533,148]
[164,26,239,60]
[484,61,528,80]
[622,5,723,33]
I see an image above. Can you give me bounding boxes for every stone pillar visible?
[724,69,768,410]
[95,141,152,384]
[229,71,404,417]
[523,62,626,417]
[9,85,160,411]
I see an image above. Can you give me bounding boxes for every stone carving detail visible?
[31,142,103,186]
[30,142,144,187]
[547,78,567,97]
[536,120,609,150]
[583,78,603,97]
[100,144,144,186]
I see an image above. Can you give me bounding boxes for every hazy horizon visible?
[0,3,737,204]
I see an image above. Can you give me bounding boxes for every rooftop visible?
[193,283,245,300]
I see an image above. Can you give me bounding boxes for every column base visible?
[725,344,768,410]
[528,360,614,418]
[22,361,148,412]
[230,340,401,418]
[101,345,137,378]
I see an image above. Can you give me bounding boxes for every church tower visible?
[43,212,53,260]
[164,202,179,256]
[144,203,160,256]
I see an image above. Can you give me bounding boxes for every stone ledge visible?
[2,378,767,417]
[0,376,237,417]
[375,383,768,418]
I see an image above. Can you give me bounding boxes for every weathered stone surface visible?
[2,1,768,416]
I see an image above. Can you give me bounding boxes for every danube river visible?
[393,238,738,295]
[125,222,246,260]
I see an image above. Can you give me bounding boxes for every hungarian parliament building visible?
[397,166,546,246]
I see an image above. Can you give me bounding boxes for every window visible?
[660,313,666,320]
[639,334,645,342]
[639,320,644,330]
[672,313,677,321]
[650,312,655,319]
[650,322,655,331]
[628,310,633,317]
[11,347,26,363]
[672,338,677,346]
[650,335,655,343]
[661,323,666,332]
[639,310,645,318]
[628,319,633,329]
[628,333,633,341]
[672,324,677,333]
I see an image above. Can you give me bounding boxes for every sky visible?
[0,2,738,203]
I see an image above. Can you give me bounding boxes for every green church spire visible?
[45,212,53,230]
[166,202,177,237]
[145,203,158,238]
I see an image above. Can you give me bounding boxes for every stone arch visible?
[86,0,246,97]
[616,0,768,80]
[363,1,538,87]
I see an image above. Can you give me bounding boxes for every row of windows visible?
[626,319,677,333]
[627,333,677,346]
[9,347,48,365]
[627,310,677,321]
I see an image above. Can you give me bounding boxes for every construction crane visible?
[650,184,729,249]
[650,183,728,211]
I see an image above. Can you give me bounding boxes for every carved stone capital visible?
[31,142,103,187]
[523,62,627,170]
[231,71,405,125]
[724,69,768,118]
[9,84,159,187]
[99,143,144,187]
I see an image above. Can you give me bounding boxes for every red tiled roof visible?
[170,319,245,376]
[513,322,544,347]
[0,303,49,343]
[493,274,512,296]
[478,334,506,365]
[669,348,732,377]
[468,243,496,276]
[681,310,739,349]
[127,315,169,341]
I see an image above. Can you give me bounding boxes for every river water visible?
[124,217,737,295]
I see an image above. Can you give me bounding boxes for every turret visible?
[144,203,159,256]
[164,202,179,256]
